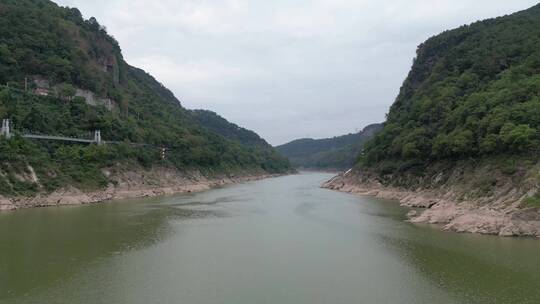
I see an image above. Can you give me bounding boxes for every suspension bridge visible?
[2,119,103,144]
[1,119,167,159]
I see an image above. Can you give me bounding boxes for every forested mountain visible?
[324,4,540,237]
[361,4,540,169]
[276,124,382,170]
[0,0,290,196]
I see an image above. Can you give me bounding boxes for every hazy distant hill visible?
[276,124,382,170]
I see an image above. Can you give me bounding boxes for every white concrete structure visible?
[1,119,11,139]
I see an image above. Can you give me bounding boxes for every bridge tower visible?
[93,130,102,144]
[161,147,166,160]
[1,119,11,139]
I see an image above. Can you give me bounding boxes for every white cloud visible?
[130,55,256,85]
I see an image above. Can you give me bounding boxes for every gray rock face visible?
[31,76,116,110]
[322,169,540,238]
[74,89,115,111]
[0,167,279,211]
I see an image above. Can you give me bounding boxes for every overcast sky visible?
[55,0,538,145]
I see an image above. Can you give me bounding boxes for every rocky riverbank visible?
[0,167,281,211]
[323,168,540,238]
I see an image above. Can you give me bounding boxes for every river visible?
[1,172,539,303]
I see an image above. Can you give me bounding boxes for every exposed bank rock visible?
[0,167,277,211]
[323,163,540,238]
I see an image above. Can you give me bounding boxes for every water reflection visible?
[376,221,540,304]
[0,197,218,300]
[2,173,540,304]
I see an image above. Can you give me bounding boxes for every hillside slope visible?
[325,4,540,237]
[0,0,290,201]
[190,110,290,172]
[276,124,382,170]
[191,110,271,149]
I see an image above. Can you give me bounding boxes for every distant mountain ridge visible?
[276,124,382,170]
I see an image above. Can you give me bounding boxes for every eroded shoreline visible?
[323,172,540,238]
[0,167,282,211]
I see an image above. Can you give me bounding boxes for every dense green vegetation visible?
[277,124,381,169]
[191,110,272,149]
[361,4,540,170]
[0,0,124,96]
[0,0,290,196]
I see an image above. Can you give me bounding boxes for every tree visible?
[402,142,421,158]
[60,84,77,102]
[432,134,451,158]
[479,134,500,154]
[500,123,537,151]
[449,130,474,155]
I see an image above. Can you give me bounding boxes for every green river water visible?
[1,172,539,303]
